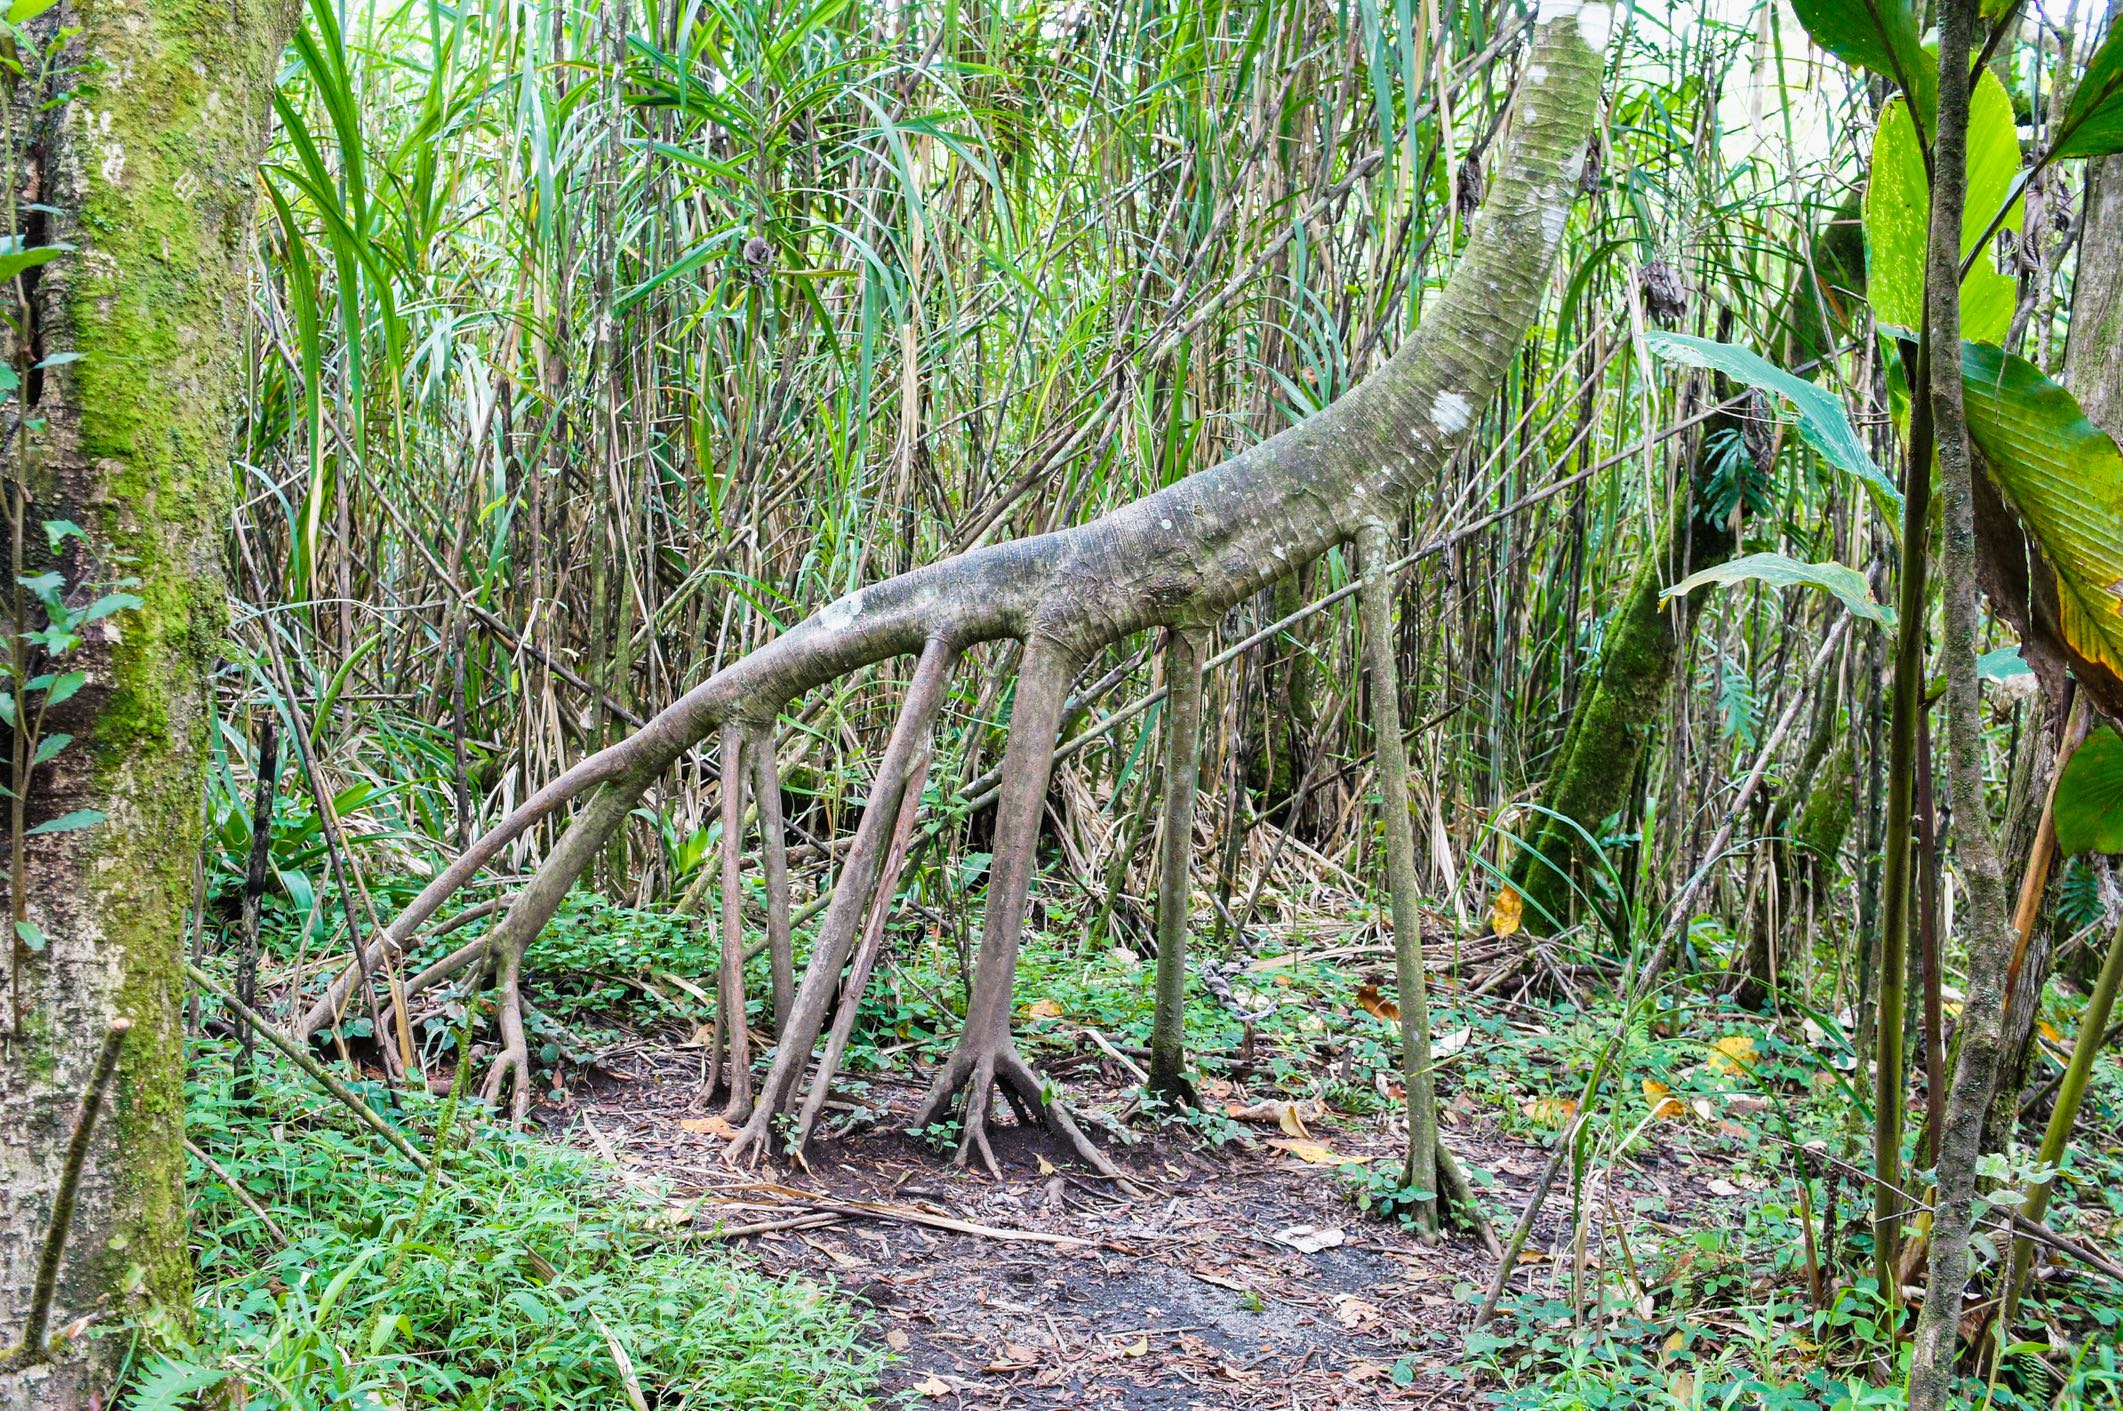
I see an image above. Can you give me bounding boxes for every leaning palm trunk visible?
[313,0,1613,1169]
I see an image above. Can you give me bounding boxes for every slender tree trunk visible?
[1911,1,2018,1398]
[1147,626,1208,1106]
[0,0,294,1400]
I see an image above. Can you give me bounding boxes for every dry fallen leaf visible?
[1024,997,1064,1019]
[1642,1079,1685,1120]
[1266,1138,1356,1165]
[1432,1025,1471,1059]
[913,1375,952,1397]
[1334,1295,1382,1328]
[1355,982,1402,1022]
[885,1329,911,1353]
[1271,1223,1346,1253]
[1707,1034,1759,1074]
[1490,886,1524,938]
[1119,1336,1149,1358]
[1521,1095,1579,1129]
[679,1115,737,1138]
[1225,1099,1314,1138]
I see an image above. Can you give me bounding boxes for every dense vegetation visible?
[6,0,2123,1405]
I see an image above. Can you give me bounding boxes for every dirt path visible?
[539,1048,1579,1409]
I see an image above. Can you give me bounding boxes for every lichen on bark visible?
[1,0,295,1401]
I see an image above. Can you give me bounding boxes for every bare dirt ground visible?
[536,1044,1603,1410]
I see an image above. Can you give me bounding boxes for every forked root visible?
[908,1035,1121,1178]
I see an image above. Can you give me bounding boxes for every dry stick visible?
[1146,625,1209,1107]
[238,719,281,1084]
[751,729,795,1033]
[729,639,959,1161]
[789,740,933,1151]
[233,525,405,1088]
[3,1018,129,1368]
[187,962,438,1180]
[185,1138,289,1247]
[1473,1112,1584,1330]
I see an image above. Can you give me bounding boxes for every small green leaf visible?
[42,671,86,708]
[31,351,82,370]
[0,242,71,285]
[1663,551,1895,627]
[3,0,62,24]
[1644,331,1899,512]
[41,519,83,553]
[2054,728,2123,856]
[80,592,143,625]
[31,732,70,765]
[14,920,45,953]
[24,808,106,836]
[2050,19,2123,160]
[1976,645,2031,680]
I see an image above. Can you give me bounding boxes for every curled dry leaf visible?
[1490,886,1524,937]
[1355,982,1401,1022]
[1225,1099,1316,1138]
[1642,1080,1685,1120]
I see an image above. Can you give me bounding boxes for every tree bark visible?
[374,0,1614,1140]
[0,0,294,1399]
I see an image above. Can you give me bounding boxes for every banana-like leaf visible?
[2054,728,2123,856]
[1789,0,1934,125]
[1662,551,1894,628]
[1961,342,2123,715]
[1645,331,1900,513]
[1867,68,2024,344]
[2051,19,2123,160]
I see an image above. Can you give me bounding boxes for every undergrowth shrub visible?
[124,1044,878,1409]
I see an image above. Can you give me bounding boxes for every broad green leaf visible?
[2050,19,2123,160]
[1866,68,2025,344]
[1644,331,1899,512]
[41,670,86,708]
[24,808,106,836]
[3,0,60,22]
[13,920,44,953]
[31,732,69,765]
[1960,343,2123,689]
[1790,0,1934,120]
[1661,551,1895,627]
[1976,644,2031,680]
[2054,728,2123,856]
[0,241,72,285]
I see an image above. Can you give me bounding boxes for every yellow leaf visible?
[1355,982,1401,1022]
[1642,1080,1685,1120]
[1707,1034,1759,1074]
[679,1115,737,1138]
[1490,886,1524,938]
[1266,1138,1356,1165]
[1036,1153,1057,1175]
[2039,1019,2063,1044]
[1024,998,1063,1019]
[1120,1336,1149,1358]
[1521,1095,1579,1129]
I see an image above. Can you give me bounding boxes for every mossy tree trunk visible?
[1505,200,1863,936]
[1,0,293,1401]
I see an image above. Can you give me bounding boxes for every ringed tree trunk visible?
[0,0,294,1401]
[323,0,1614,1166]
